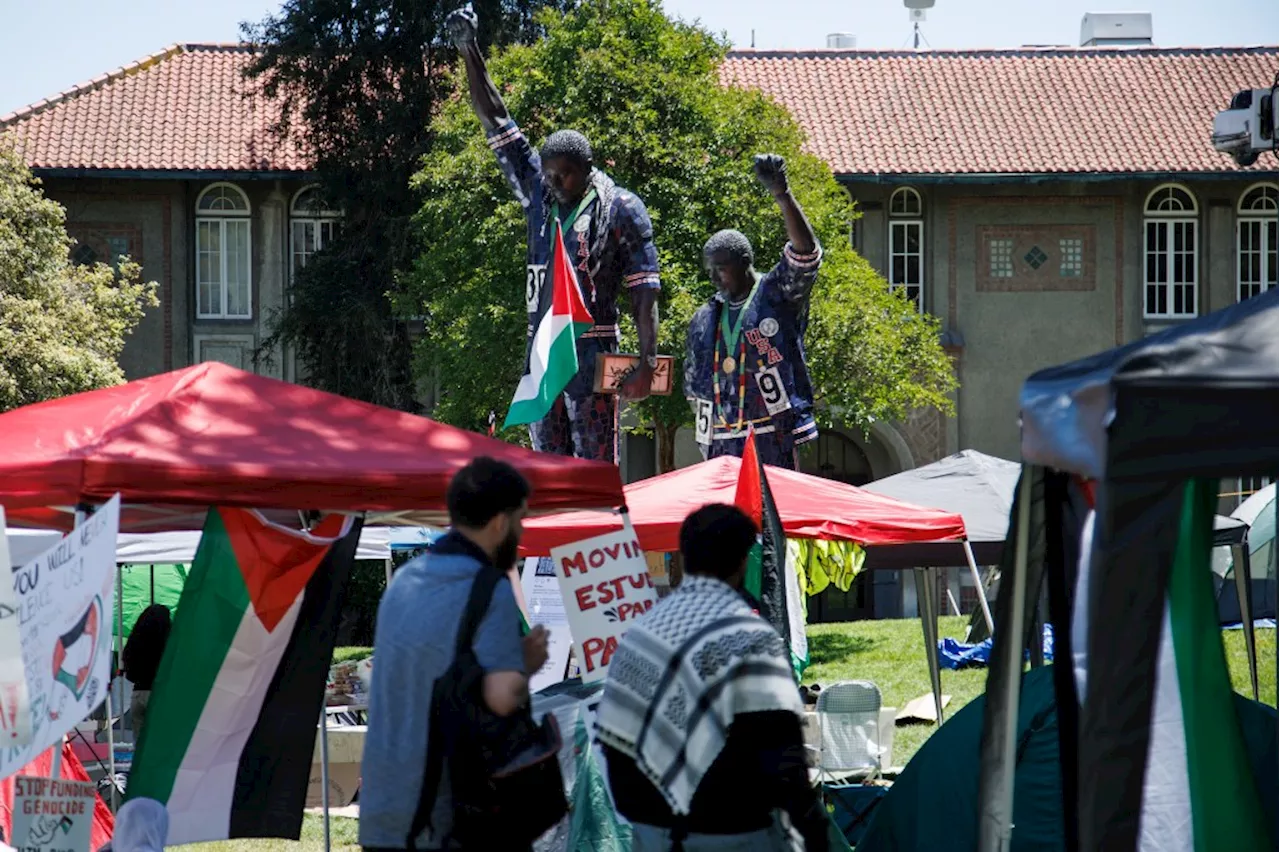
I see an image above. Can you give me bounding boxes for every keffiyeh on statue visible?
[595,574,803,815]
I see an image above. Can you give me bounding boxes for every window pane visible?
[891,255,905,284]
[905,223,920,253]
[906,255,920,285]
[226,221,251,317]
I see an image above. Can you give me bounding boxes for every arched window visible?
[196,183,251,319]
[290,186,341,276]
[888,187,924,312]
[1143,184,1198,318]
[1237,183,1278,302]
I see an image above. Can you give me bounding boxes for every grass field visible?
[183,618,1276,852]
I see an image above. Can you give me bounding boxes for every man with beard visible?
[446,4,661,463]
[359,457,549,851]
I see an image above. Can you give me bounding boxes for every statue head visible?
[540,130,594,207]
[703,229,755,299]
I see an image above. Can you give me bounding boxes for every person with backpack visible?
[358,457,555,852]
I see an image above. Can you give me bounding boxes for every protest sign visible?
[549,518,658,682]
[520,557,574,692]
[11,775,96,852]
[0,497,119,780]
[0,510,31,746]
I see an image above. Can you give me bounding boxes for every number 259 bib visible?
[754,365,792,416]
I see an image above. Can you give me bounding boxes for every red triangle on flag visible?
[733,427,764,527]
[551,220,594,326]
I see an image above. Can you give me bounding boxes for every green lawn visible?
[182,619,1276,851]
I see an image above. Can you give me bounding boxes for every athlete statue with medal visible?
[447,4,662,463]
[683,154,823,469]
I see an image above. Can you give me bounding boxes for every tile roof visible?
[2,43,1275,178]
[0,43,308,174]
[721,46,1279,177]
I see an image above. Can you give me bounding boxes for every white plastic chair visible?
[814,680,884,784]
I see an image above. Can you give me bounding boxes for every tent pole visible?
[915,568,945,725]
[964,541,996,634]
[110,561,124,811]
[384,557,393,589]
[1231,544,1259,701]
[978,471,1033,852]
[320,707,332,852]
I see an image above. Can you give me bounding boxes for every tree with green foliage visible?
[407,0,956,468]
[240,0,572,410]
[0,142,157,412]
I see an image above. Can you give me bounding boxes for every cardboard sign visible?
[549,519,658,682]
[0,497,119,779]
[0,510,32,746]
[592,353,675,395]
[520,557,575,693]
[11,775,96,852]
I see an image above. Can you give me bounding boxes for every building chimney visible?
[1080,12,1153,47]
[826,32,857,49]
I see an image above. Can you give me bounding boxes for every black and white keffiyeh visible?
[594,574,803,815]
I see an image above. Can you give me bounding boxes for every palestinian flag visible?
[734,430,809,680]
[504,220,593,428]
[1077,480,1271,850]
[125,508,363,845]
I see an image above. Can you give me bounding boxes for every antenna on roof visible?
[751,29,755,48]
[904,0,935,50]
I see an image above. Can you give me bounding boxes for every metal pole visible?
[319,707,332,852]
[978,475,1033,852]
[108,561,123,811]
[915,568,945,725]
[964,541,996,634]
[384,557,393,589]
[1231,544,1259,702]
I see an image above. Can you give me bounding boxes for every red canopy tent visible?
[0,362,623,532]
[519,455,967,555]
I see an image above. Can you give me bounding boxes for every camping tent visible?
[518,454,967,555]
[1215,484,1278,623]
[0,362,623,532]
[862,450,1020,570]
[857,666,1278,851]
[977,289,1278,851]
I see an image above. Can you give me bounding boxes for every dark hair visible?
[447,457,531,528]
[540,129,594,167]
[703,229,754,269]
[679,504,758,581]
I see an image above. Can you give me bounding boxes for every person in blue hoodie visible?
[684,154,823,469]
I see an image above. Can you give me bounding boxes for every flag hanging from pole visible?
[504,220,593,428]
[125,508,363,845]
[734,429,809,680]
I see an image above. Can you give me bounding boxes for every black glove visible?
[445,4,479,49]
[753,153,789,196]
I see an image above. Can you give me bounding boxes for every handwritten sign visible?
[11,776,95,852]
[549,519,658,682]
[0,510,31,746]
[0,497,119,780]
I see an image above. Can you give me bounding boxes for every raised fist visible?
[753,153,788,195]
[445,4,479,49]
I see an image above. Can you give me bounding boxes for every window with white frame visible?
[1235,475,1273,510]
[290,186,341,277]
[1237,183,1278,303]
[889,187,924,311]
[1143,184,1198,319]
[195,184,252,319]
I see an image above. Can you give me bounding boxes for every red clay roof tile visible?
[2,43,1275,177]
[721,46,1278,176]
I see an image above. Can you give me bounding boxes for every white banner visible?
[11,775,96,852]
[0,497,119,780]
[549,518,658,683]
[0,509,32,746]
[520,557,574,693]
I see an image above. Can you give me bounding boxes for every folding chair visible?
[814,680,884,785]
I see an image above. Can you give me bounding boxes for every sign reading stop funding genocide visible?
[11,776,96,852]
[549,518,658,682]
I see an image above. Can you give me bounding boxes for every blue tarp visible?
[938,624,1055,670]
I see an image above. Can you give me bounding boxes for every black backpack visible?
[408,564,567,849]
